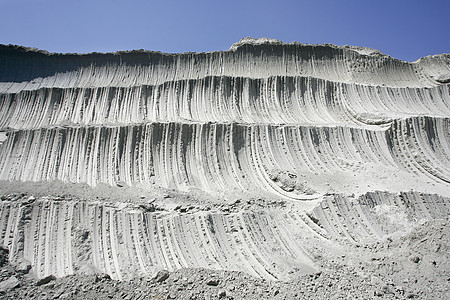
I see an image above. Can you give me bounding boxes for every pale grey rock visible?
[0,276,20,292]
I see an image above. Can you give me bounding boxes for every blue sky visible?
[1,0,448,61]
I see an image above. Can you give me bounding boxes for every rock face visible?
[0,276,20,292]
[0,38,448,297]
[0,41,449,198]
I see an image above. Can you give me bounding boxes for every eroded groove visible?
[312,191,450,242]
[0,77,448,130]
[0,190,446,280]
[0,40,448,290]
[0,119,448,199]
[2,43,448,94]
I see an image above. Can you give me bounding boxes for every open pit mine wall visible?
[0,76,449,130]
[0,44,449,94]
[0,191,447,281]
[0,43,449,197]
[311,191,449,242]
[0,41,449,281]
[0,117,449,196]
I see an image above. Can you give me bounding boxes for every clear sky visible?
[1,0,449,61]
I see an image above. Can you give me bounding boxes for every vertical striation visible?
[0,39,449,281]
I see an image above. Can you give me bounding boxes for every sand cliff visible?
[0,38,448,298]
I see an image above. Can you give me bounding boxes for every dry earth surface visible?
[0,37,448,299]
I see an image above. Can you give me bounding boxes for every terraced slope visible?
[0,38,449,282]
[0,191,447,281]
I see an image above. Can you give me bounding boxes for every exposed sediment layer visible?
[312,191,449,242]
[1,42,449,94]
[0,76,449,130]
[0,39,449,283]
[0,118,449,198]
[0,191,447,280]
[0,41,448,198]
[0,196,320,281]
